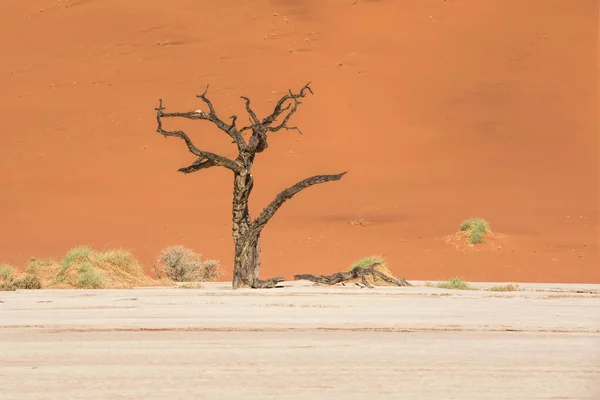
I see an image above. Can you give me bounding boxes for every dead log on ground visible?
[294,263,412,288]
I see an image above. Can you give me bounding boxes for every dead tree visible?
[294,263,412,288]
[155,83,346,289]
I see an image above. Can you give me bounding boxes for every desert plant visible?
[0,264,16,291]
[0,264,15,281]
[0,264,41,291]
[155,246,223,282]
[96,249,141,275]
[199,259,224,281]
[155,83,346,288]
[75,262,105,288]
[12,274,42,290]
[0,282,16,291]
[436,276,472,290]
[45,246,155,289]
[460,218,490,244]
[350,255,386,270]
[489,283,520,292]
[61,246,92,269]
[26,257,56,274]
[53,247,105,289]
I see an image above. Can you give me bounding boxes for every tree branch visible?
[251,171,348,231]
[156,85,246,152]
[294,263,412,288]
[239,82,313,137]
[155,99,243,174]
[240,96,261,127]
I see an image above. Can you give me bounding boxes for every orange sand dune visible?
[0,0,598,283]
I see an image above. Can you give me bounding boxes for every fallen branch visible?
[294,263,412,288]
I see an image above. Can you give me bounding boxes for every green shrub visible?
[349,255,386,271]
[61,246,92,269]
[0,264,15,281]
[436,276,472,290]
[75,262,105,289]
[460,218,490,244]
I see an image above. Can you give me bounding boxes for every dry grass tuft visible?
[0,264,15,282]
[0,263,41,291]
[489,283,520,292]
[177,282,204,289]
[436,276,473,290]
[13,274,42,289]
[34,247,162,289]
[3,248,166,290]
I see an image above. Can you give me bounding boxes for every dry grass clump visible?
[21,246,159,289]
[0,264,15,281]
[0,263,41,291]
[154,245,223,282]
[460,218,491,244]
[436,276,473,290]
[48,246,160,289]
[2,248,165,290]
[489,283,520,292]
[177,282,204,289]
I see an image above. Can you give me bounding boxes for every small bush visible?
[53,247,105,289]
[489,283,520,292]
[13,274,42,290]
[460,218,490,244]
[0,264,41,291]
[155,246,223,282]
[437,276,472,290]
[0,282,16,291]
[350,255,386,271]
[0,264,15,281]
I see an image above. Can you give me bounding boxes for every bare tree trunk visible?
[231,170,284,289]
[232,233,284,289]
[232,233,259,289]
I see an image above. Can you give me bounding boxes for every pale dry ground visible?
[1,281,599,400]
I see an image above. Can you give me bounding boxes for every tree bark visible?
[232,232,284,289]
[230,170,284,289]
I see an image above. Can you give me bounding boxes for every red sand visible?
[1,0,598,283]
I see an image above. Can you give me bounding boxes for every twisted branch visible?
[155,99,243,174]
[157,85,246,152]
[294,263,412,288]
[240,82,313,137]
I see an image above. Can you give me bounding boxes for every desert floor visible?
[1,282,599,399]
[1,0,598,284]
